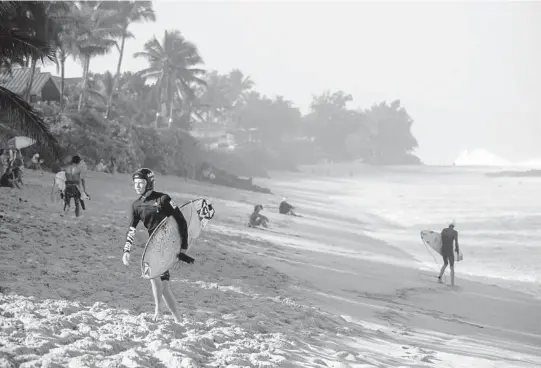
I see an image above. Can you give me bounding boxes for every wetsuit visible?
[279,201,293,215]
[124,191,189,281]
[441,227,459,267]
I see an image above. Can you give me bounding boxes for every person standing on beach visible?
[122,168,190,322]
[63,155,90,217]
[438,221,460,285]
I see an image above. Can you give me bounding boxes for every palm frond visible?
[0,1,16,15]
[0,86,59,157]
[0,28,57,65]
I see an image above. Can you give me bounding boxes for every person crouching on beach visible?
[122,168,190,322]
[249,204,269,228]
[279,197,299,216]
[438,221,460,286]
[0,166,22,189]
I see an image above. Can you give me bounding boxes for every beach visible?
[1,166,540,367]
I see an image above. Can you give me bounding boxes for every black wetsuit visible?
[441,227,459,267]
[279,201,293,215]
[124,191,189,281]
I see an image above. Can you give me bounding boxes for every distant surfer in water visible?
[249,204,269,228]
[63,155,90,217]
[122,168,189,322]
[438,221,460,285]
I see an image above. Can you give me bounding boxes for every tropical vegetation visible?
[0,1,421,179]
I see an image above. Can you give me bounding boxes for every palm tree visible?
[198,71,229,124]
[70,1,121,112]
[134,30,206,128]
[227,69,254,108]
[104,1,155,119]
[52,1,81,110]
[21,2,70,101]
[0,1,59,154]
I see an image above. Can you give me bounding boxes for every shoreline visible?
[261,166,541,300]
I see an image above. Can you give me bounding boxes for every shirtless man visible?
[63,155,90,217]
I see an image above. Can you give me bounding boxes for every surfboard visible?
[141,198,215,279]
[421,229,463,261]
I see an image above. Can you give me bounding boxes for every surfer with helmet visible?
[122,168,189,322]
[438,220,460,286]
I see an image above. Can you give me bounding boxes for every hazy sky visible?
[42,1,541,165]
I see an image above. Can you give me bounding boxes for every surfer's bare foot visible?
[437,277,443,284]
[152,311,162,321]
[172,314,182,324]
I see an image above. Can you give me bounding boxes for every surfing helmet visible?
[132,168,155,192]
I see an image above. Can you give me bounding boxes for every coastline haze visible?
[43,1,541,165]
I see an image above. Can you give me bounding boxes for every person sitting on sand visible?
[122,168,189,323]
[31,153,44,175]
[279,198,299,216]
[438,221,460,286]
[95,159,111,173]
[0,166,22,189]
[249,204,269,228]
[63,155,90,217]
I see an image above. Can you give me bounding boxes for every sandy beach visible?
[1,167,540,368]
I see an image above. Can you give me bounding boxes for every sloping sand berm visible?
[1,171,540,368]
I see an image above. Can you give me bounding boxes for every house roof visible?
[51,76,82,89]
[0,67,54,95]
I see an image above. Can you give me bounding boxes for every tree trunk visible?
[153,79,162,128]
[77,56,90,112]
[24,59,37,101]
[168,99,174,128]
[60,53,66,111]
[106,32,127,119]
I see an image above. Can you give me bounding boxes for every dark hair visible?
[72,155,81,164]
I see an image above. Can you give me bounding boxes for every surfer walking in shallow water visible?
[122,168,189,322]
[438,221,460,286]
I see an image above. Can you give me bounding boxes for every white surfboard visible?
[141,198,215,279]
[421,229,463,261]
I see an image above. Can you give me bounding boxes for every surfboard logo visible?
[197,199,215,221]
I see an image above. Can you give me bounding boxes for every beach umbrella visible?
[7,136,36,150]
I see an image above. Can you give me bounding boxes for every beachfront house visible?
[0,67,61,103]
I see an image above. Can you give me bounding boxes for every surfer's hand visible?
[122,252,130,266]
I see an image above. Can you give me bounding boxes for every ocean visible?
[268,165,541,298]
